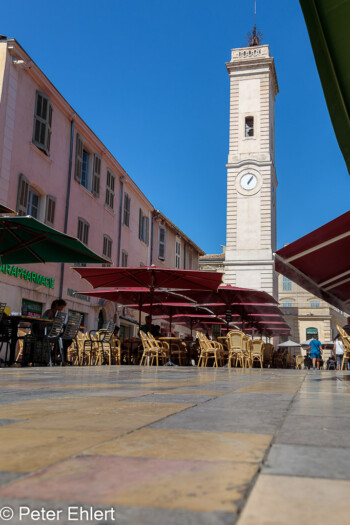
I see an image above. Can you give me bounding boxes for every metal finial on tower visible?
[247,0,263,47]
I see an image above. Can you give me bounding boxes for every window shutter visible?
[92,154,101,197]
[139,209,143,240]
[32,91,52,155]
[144,216,149,245]
[16,173,29,216]
[74,134,83,182]
[45,195,56,226]
[159,227,166,259]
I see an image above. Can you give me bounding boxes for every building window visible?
[245,116,254,137]
[45,195,56,226]
[282,276,292,291]
[77,218,89,245]
[121,250,128,267]
[16,173,29,215]
[282,301,292,307]
[310,301,320,308]
[103,235,112,260]
[306,327,318,340]
[123,193,131,226]
[105,170,115,210]
[27,188,40,219]
[32,91,52,156]
[175,238,181,269]
[158,226,166,260]
[138,209,149,245]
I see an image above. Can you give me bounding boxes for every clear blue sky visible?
[2,0,349,254]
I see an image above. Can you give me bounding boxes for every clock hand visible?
[248,176,253,185]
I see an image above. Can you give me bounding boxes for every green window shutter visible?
[16,173,29,216]
[74,134,83,182]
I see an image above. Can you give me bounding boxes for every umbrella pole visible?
[138,298,142,329]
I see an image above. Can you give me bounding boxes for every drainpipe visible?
[117,176,124,266]
[59,118,75,299]
[184,242,187,269]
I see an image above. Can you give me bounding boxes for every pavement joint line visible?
[232,371,308,520]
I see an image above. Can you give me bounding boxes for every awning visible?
[275,210,350,315]
[299,0,350,173]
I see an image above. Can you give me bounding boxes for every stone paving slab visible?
[150,405,286,434]
[236,474,350,525]
[1,366,350,524]
[263,443,350,480]
[276,414,350,447]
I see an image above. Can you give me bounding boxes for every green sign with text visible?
[0,264,55,289]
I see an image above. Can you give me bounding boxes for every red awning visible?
[275,211,350,315]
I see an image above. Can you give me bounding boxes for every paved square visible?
[0,366,349,524]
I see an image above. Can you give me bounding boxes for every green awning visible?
[0,215,108,265]
[300,0,350,173]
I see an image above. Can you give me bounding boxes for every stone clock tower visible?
[224,42,279,298]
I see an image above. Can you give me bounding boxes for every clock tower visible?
[224,41,279,298]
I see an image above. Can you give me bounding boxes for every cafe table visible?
[6,315,52,365]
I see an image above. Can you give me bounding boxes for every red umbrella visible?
[74,266,223,291]
[180,285,278,306]
[129,302,214,332]
[75,289,197,327]
[275,211,350,314]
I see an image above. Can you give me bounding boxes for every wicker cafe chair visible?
[226,330,245,368]
[295,355,304,369]
[84,320,115,365]
[249,339,264,368]
[336,325,350,370]
[196,331,224,367]
[139,331,168,366]
[262,343,274,367]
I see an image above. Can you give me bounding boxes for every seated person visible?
[139,315,159,337]
[43,299,67,320]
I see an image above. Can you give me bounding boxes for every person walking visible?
[308,335,323,370]
[333,335,344,371]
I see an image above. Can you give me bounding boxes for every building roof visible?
[199,253,225,261]
[153,210,204,255]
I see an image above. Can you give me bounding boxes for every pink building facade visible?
[0,37,204,335]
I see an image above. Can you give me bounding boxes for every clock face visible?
[240,173,257,190]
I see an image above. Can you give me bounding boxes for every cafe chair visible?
[0,303,6,322]
[0,318,14,367]
[295,355,304,369]
[262,343,274,367]
[139,332,169,366]
[84,320,114,365]
[336,325,350,370]
[22,312,65,366]
[196,332,224,367]
[226,330,245,368]
[249,339,264,368]
[58,311,83,365]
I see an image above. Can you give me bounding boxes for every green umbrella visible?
[0,204,16,214]
[0,215,107,264]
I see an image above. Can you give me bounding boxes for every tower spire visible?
[247,0,263,47]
